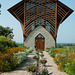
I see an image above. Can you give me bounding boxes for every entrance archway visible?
[35,34,45,50]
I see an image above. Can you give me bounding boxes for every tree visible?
[0,26,14,39]
[0,4,1,15]
[0,4,1,8]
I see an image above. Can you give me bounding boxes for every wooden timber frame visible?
[8,0,73,47]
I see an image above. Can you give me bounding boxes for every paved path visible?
[43,51,67,75]
[1,51,68,75]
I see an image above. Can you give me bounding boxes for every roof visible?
[8,0,73,39]
[8,0,73,24]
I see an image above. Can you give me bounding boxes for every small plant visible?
[40,59,47,64]
[36,51,39,55]
[36,69,53,75]
[33,55,39,60]
[26,65,37,72]
[38,49,43,53]
[40,54,44,57]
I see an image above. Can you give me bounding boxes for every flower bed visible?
[6,47,25,55]
[26,65,37,72]
[0,52,18,72]
[0,47,33,72]
[46,47,75,75]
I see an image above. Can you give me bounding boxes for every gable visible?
[8,0,73,39]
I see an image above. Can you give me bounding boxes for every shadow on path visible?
[46,65,53,67]
[16,53,35,71]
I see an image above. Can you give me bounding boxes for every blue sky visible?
[0,0,75,43]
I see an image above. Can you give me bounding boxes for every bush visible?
[0,36,7,41]
[0,36,18,53]
[6,47,25,55]
[46,48,51,52]
[0,43,5,53]
[0,52,18,72]
[26,47,33,54]
[14,51,27,64]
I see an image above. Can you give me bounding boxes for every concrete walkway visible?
[1,51,68,75]
[43,51,67,75]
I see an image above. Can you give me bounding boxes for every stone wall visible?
[25,26,55,50]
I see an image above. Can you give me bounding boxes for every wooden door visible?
[36,39,44,50]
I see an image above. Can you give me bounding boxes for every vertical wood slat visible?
[55,1,57,47]
[35,0,36,28]
[44,0,46,27]
[23,1,26,47]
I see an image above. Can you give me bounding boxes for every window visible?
[36,34,44,39]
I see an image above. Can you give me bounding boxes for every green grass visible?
[17,44,23,47]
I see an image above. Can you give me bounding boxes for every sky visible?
[0,0,75,43]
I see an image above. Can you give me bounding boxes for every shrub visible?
[26,47,33,54]
[46,47,51,51]
[40,59,47,64]
[14,51,27,64]
[0,36,18,53]
[0,52,18,72]
[33,55,39,60]
[6,47,25,55]
[0,43,5,53]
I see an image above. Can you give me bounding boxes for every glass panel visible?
[36,34,44,38]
